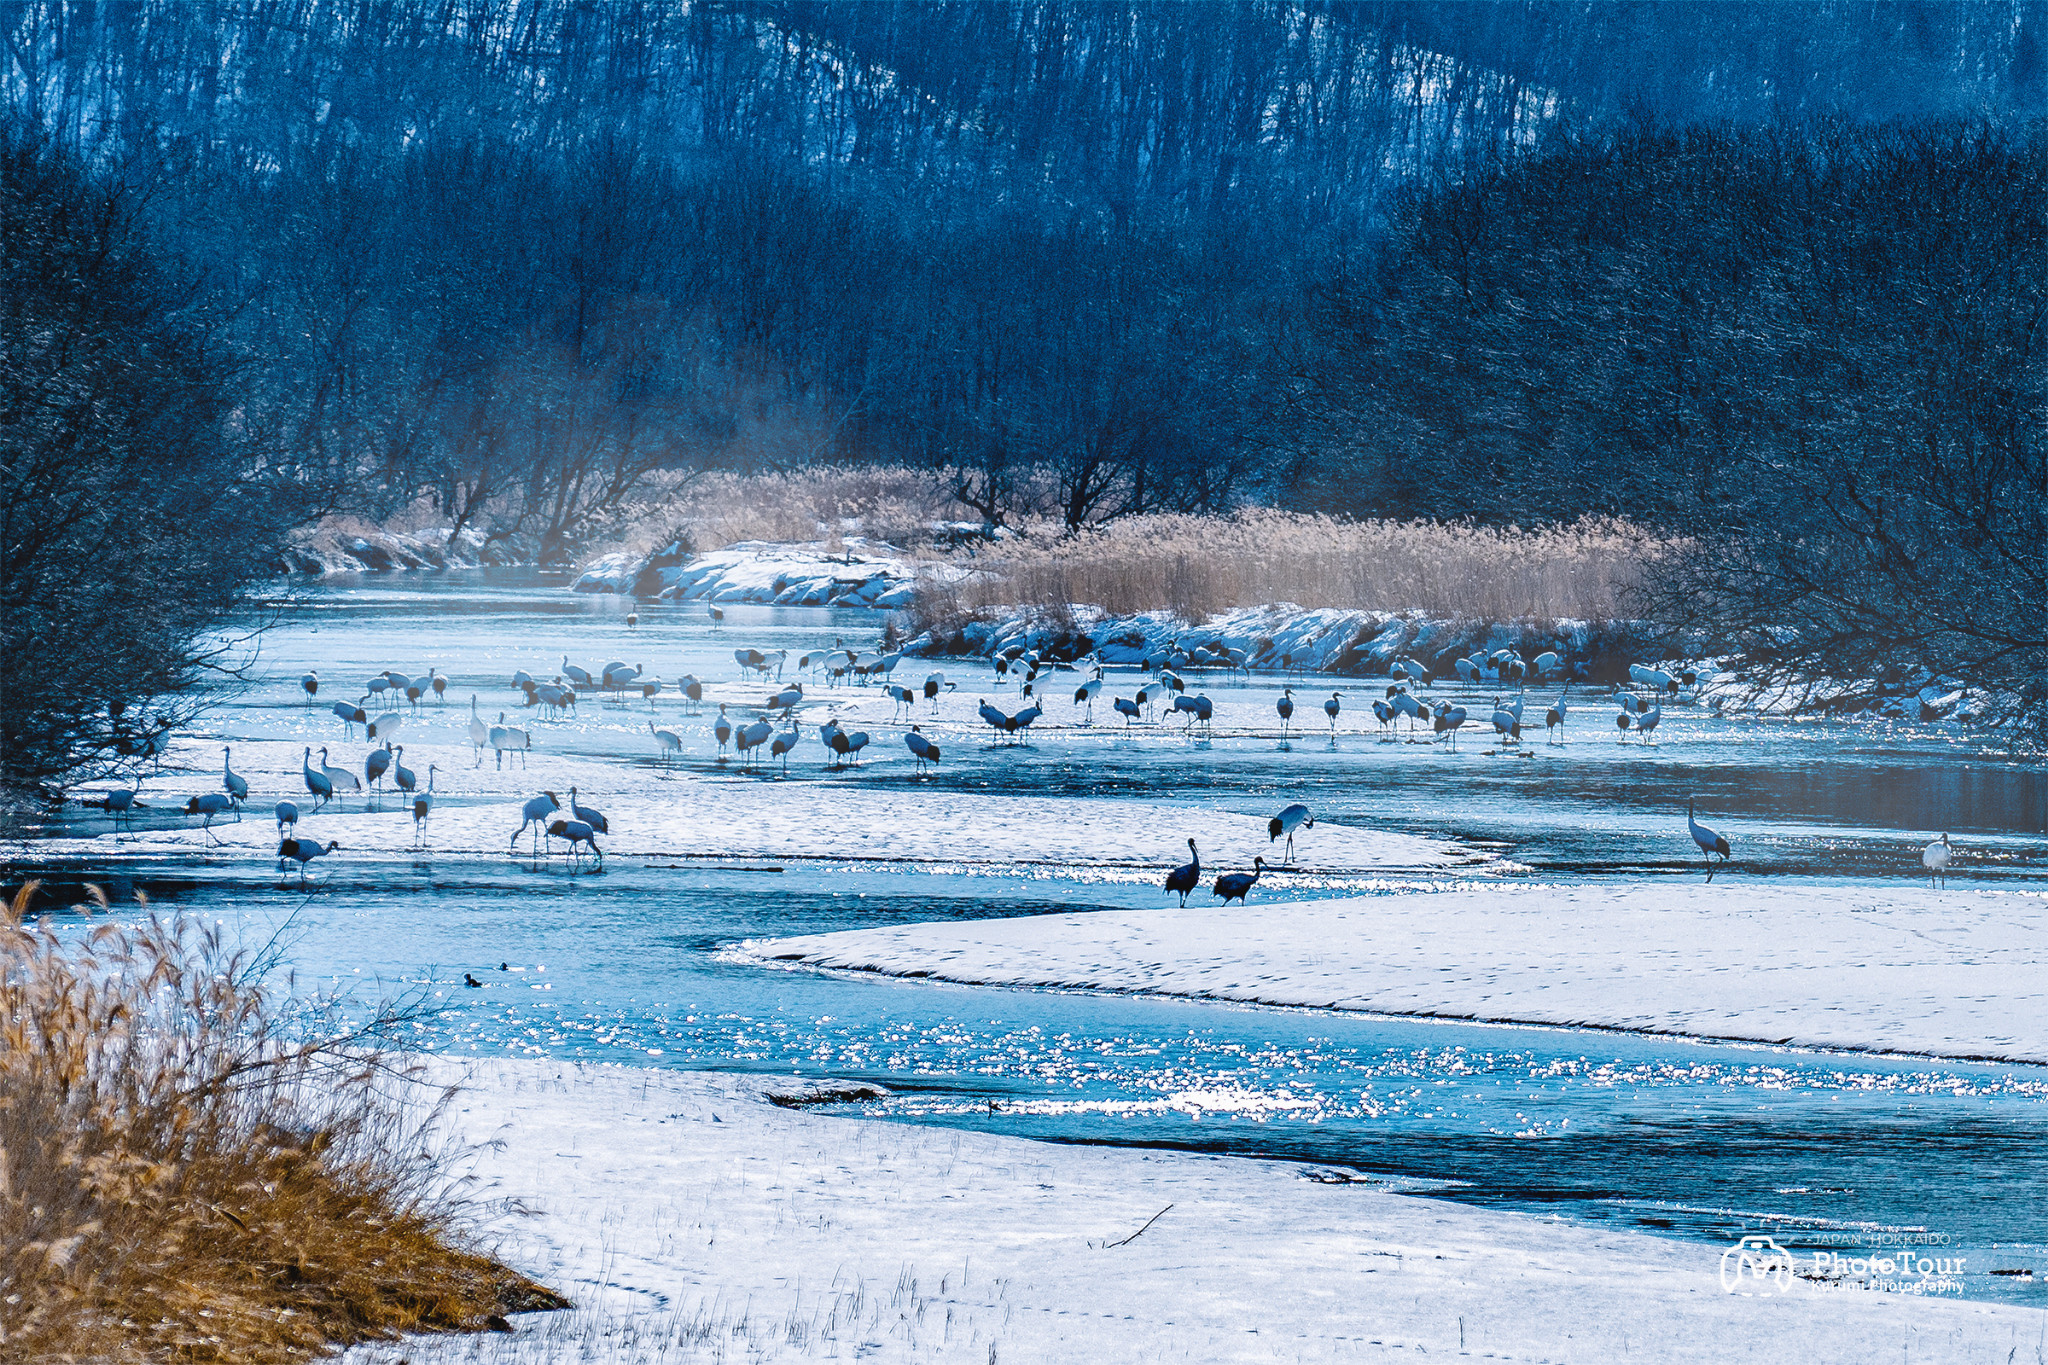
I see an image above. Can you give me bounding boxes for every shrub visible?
[0,883,564,1362]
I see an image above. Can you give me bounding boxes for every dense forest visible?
[4,1,2046,795]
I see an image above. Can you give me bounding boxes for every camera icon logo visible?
[1720,1234,1797,1296]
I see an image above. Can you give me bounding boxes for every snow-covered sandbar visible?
[344,1059,2047,1364]
[751,883,2048,1063]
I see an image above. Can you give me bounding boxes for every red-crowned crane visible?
[547,817,603,869]
[714,704,734,759]
[512,792,562,857]
[278,837,339,885]
[1434,705,1468,748]
[1213,857,1266,905]
[1164,838,1200,906]
[650,722,683,765]
[365,744,393,795]
[318,747,360,797]
[905,726,941,775]
[1268,805,1313,863]
[769,721,802,773]
[1276,687,1294,734]
[222,747,248,807]
[1545,691,1569,744]
[301,671,319,705]
[302,747,333,809]
[411,766,436,844]
[1687,798,1731,882]
[184,792,236,843]
[568,787,609,835]
[1324,691,1343,732]
[735,717,774,770]
[1923,832,1952,888]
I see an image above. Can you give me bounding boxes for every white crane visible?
[650,721,683,765]
[1923,832,1952,888]
[222,747,248,806]
[300,671,319,705]
[512,792,562,857]
[392,747,417,794]
[547,817,603,869]
[1268,804,1314,863]
[318,746,360,797]
[490,714,530,769]
[1687,798,1731,882]
[1074,669,1104,723]
[714,704,734,759]
[1545,690,1569,744]
[469,695,490,766]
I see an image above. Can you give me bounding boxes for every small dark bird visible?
[1213,857,1266,905]
[464,973,483,988]
[1164,838,1201,907]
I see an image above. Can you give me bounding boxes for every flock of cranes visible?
[97,633,1974,895]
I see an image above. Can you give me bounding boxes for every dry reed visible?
[918,511,1674,625]
[0,882,564,1362]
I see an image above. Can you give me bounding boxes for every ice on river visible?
[341,1059,2048,1365]
[754,881,2048,1064]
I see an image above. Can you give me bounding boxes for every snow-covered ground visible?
[750,883,2048,1063]
[574,539,956,609]
[341,1059,2048,1365]
[280,525,507,575]
[45,732,1471,873]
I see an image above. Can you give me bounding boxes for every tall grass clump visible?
[918,511,1676,626]
[0,883,564,1362]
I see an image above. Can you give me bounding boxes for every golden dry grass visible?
[917,510,1673,625]
[0,882,564,1363]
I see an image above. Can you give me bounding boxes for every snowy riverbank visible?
[340,1058,2048,1365]
[573,538,945,608]
[751,882,2048,1064]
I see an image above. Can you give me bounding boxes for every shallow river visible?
[17,572,2048,1305]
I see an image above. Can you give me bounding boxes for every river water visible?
[16,571,2048,1304]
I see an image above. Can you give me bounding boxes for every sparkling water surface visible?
[18,570,2048,1303]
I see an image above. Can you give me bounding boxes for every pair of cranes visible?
[1161,804,1315,908]
[510,788,608,868]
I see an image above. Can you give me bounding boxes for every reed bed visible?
[0,883,562,1363]
[918,511,1673,625]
